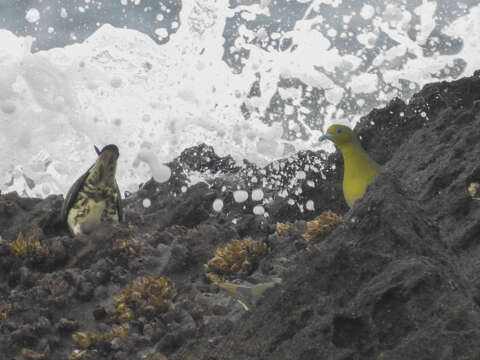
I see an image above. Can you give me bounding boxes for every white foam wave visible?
[1,1,479,197]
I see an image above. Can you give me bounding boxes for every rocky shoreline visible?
[2,72,480,359]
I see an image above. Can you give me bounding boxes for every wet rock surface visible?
[1,73,480,359]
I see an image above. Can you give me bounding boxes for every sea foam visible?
[1,0,479,198]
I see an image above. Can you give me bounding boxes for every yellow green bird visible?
[61,144,123,236]
[320,124,379,207]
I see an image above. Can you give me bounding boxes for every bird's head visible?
[320,124,358,147]
[90,144,120,186]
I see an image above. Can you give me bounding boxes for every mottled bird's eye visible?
[336,129,343,134]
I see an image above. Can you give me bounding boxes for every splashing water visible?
[1,0,480,197]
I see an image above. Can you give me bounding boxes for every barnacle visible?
[205,272,222,284]
[20,347,50,359]
[8,232,47,257]
[204,237,270,283]
[72,325,129,349]
[110,276,176,322]
[72,332,92,348]
[111,234,138,257]
[112,238,135,254]
[468,182,480,200]
[45,276,70,297]
[302,211,342,245]
[68,350,94,360]
[276,222,293,235]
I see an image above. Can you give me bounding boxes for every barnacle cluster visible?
[302,211,342,245]
[8,232,47,257]
[68,349,97,360]
[72,324,129,349]
[204,237,270,283]
[0,302,12,320]
[275,222,293,235]
[110,276,176,322]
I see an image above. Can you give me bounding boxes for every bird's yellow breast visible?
[339,142,379,207]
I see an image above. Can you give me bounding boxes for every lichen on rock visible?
[8,232,47,257]
[110,276,176,322]
[302,211,342,245]
[72,324,129,349]
[204,237,270,283]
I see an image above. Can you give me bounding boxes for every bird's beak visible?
[94,145,101,155]
[319,133,333,141]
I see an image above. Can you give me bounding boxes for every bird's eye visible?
[336,129,343,134]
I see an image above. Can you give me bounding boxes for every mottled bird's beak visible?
[319,133,333,141]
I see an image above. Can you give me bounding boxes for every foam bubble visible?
[60,8,68,18]
[306,200,314,211]
[155,28,168,39]
[142,198,151,208]
[134,150,171,183]
[251,189,264,201]
[360,5,375,20]
[212,198,224,212]
[25,8,40,23]
[233,190,248,203]
[296,171,306,180]
[253,205,265,215]
[414,0,436,45]
[349,73,378,94]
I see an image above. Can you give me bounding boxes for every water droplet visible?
[306,200,315,211]
[253,205,265,215]
[233,190,248,203]
[212,199,224,212]
[251,189,264,201]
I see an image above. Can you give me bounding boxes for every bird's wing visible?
[115,179,123,222]
[60,165,93,224]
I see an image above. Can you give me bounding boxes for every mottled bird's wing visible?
[60,165,93,224]
[114,179,123,222]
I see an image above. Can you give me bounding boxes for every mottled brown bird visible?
[61,144,122,235]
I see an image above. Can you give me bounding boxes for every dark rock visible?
[293,239,307,251]
[217,319,233,335]
[211,304,229,316]
[93,306,107,320]
[0,193,63,241]
[32,317,51,336]
[169,73,480,360]
[12,325,38,347]
[177,311,196,338]
[55,318,79,334]
[3,72,480,359]
[156,333,182,354]
[75,280,94,302]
